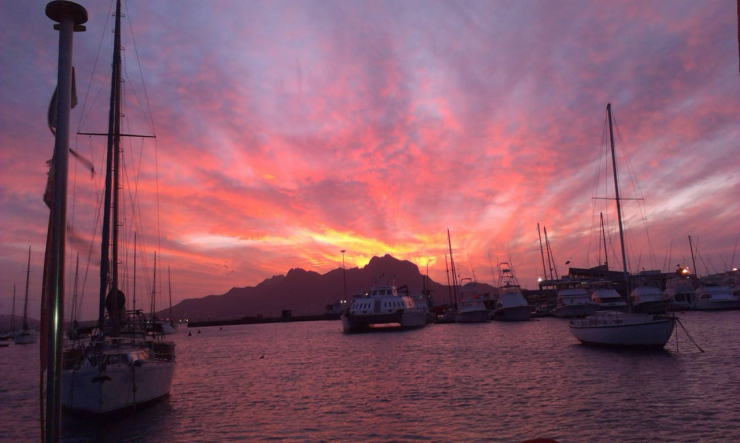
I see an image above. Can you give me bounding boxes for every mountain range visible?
[169,254,497,321]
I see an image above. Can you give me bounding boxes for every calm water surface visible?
[1,311,738,442]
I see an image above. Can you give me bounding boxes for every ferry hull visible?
[341,310,427,333]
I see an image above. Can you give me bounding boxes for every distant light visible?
[733,268,738,272]
[537,278,543,282]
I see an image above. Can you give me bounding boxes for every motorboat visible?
[454,280,490,323]
[341,284,428,332]
[663,274,697,311]
[492,262,530,321]
[588,281,628,312]
[630,281,670,314]
[691,284,740,310]
[553,281,598,318]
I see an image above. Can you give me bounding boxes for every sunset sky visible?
[1,0,738,321]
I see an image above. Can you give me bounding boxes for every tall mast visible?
[607,103,631,310]
[688,235,697,277]
[99,0,123,334]
[544,227,558,279]
[133,232,137,311]
[445,253,453,305]
[537,223,547,279]
[151,252,157,318]
[168,266,173,320]
[447,228,459,304]
[600,212,608,270]
[23,246,31,331]
[11,284,16,331]
[70,253,79,324]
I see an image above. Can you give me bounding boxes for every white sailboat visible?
[492,262,530,321]
[62,0,175,414]
[569,104,675,349]
[15,247,37,345]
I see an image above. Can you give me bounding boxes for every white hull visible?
[569,311,675,349]
[493,305,531,321]
[14,331,37,345]
[63,354,175,414]
[341,309,427,332]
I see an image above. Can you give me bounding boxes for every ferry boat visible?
[341,284,428,332]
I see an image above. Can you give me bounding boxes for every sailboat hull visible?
[63,358,175,414]
[569,311,675,349]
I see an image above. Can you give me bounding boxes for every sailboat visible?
[15,247,37,345]
[0,285,16,341]
[61,0,176,414]
[569,104,675,349]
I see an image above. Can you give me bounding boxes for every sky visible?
[1,0,738,322]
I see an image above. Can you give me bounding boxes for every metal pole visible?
[45,2,87,441]
[341,250,347,302]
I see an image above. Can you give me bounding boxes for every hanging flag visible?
[47,66,77,136]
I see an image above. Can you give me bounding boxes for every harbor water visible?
[1,310,738,442]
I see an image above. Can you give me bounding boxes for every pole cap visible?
[46,1,88,26]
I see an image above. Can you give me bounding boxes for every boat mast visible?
[133,232,137,312]
[99,0,123,334]
[151,251,157,318]
[544,227,558,279]
[447,228,459,304]
[600,212,608,271]
[69,253,79,325]
[607,103,631,310]
[445,253,453,305]
[688,235,698,277]
[537,223,547,280]
[22,246,31,332]
[168,266,173,320]
[11,284,16,332]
